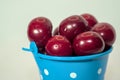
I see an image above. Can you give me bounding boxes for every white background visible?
[0,0,120,80]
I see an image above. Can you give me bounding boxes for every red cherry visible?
[91,22,116,49]
[45,35,73,56]
[73,31,105,56]
[59,15,87,42]
[27,17,52,48]
[81,13,98,30]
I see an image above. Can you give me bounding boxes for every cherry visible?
[45,35,73,56]
[81,13,98,30]
[73,31,105,56]
[27,17,52,48]
[91,22,116,50]
[59,15,87,42]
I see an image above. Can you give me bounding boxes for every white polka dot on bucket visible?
[70,72,77,79]
[98,68,102,75]
[44,69,49,75]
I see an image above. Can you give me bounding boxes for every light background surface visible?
[0,0,120,80]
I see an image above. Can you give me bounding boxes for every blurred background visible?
[0,0,120,80]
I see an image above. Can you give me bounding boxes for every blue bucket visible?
[22,42,112,80]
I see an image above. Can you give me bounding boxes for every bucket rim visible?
[22,41,112,61]
[37,47,112,61]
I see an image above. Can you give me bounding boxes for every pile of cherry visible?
[27,13,116,56]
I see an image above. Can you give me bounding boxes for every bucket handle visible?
[22,41,38,56]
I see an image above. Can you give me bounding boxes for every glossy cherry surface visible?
[81,13,98,30]
[73,31,105,56]
[27,17,52,48]
[59,15,87,42]
[91,22,116,48]
[45,35,73,56]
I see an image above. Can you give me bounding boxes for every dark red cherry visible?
[27,17,52,48]
[45,35,73,56]
[81,13,98,30]
[91,22,116,49]
[73,31,105,56]
[59,15,87,42]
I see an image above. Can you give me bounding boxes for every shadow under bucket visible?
[22,42,112,80]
